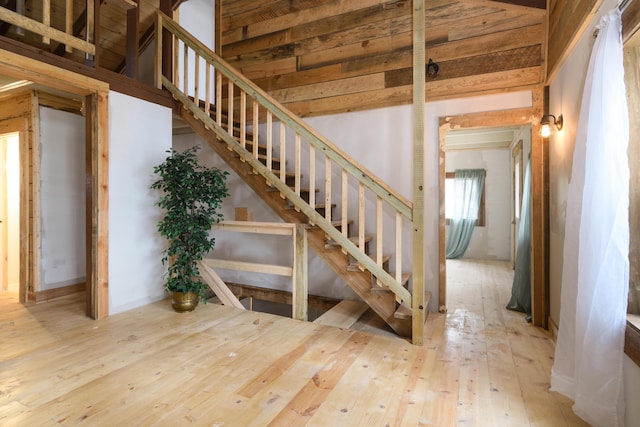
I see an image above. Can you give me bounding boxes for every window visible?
[445,171,486,227]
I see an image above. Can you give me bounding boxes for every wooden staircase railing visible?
[156,11,423,339]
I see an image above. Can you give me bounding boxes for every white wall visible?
[108,91,172,314]
[39,107,86,290]
[178,0,215,99]
[446,148,511,260]
[548,1,640,426]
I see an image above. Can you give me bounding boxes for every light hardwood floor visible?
[0,260,589,426]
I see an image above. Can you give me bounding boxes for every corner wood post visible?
[293,224,308,321]
[411,0,426,345]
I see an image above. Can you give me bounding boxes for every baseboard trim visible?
[29,282,85,303]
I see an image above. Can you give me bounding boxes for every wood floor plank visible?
[0,260,592,426]
[267,331,372,426]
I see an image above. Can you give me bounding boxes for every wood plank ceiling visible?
[1,1,547,118]
[220,0,547,117]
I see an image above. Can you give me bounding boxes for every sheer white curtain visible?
[550,7,629,427]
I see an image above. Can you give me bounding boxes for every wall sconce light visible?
[427,58,439,76]
[540,114,563,138]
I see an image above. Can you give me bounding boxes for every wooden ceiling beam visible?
[459,0,546,15]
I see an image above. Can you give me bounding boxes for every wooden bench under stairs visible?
[157,11,430,342]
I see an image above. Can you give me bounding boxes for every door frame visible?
[438,89,548,328]
[0,51,110,318]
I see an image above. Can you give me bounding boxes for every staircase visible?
[156,11,429,342]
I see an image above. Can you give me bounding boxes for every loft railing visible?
[0,1,95,57]
[155,10,413,307]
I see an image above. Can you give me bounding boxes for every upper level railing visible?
[0,1,95,58]
[155,10,413,307]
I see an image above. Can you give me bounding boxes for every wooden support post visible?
[125,1,139,79]
[65,0,73,53]
[531,86,548,328]
[85,91,109,319]
[91,0,99,67]
[160,0,173,83]
[412,0,426,345]
[42,0,50,44]
[293,224,308,321]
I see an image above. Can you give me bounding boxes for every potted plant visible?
[151,145,229,312]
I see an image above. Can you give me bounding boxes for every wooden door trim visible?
[0,55,109,319]
[438,95,547,328]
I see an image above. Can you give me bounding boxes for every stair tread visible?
[394,303,412,320]
[287,203,336,210]
[371,272,412,293]
[266,183,319,194]
[346,253,390,271]
[326,235,372,250]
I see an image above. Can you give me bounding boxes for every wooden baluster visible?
[183,45,188,95]
[325,160,331,223]
[227,80,234,142]
[240,91,247,151]
[252,100,259,161]
[194,53,200,106]
[396,211,402,285]
[43,0,51,44]
[154,9,162,89]
[204,63,211,117]
[358,183,365,252]
[376,196,383,267]
[173,32,179,86]
[309,145,316,214]
[341,170,348,254]
[216,72,222,126]
[266,111,273,171]
[65,0,73,53]
[280,122,286,186]
[294,134,301,211]
[352,183,365,271]
[375,197,383,287]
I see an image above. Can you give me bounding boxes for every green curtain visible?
[445,169,485,259]
[507,155,531,319]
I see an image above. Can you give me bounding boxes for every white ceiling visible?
[445,126,527,151]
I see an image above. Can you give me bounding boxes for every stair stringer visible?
[177,104,412,337]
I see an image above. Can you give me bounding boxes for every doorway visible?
[0,132,19,292]
[438,102,547,327]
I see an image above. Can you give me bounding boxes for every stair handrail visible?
[155,10,412,219]
[155,10,413,306]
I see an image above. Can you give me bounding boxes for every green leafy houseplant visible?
[151,145,229,305]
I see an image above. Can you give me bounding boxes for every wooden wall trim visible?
[626,322,640,366]
[29,282,85,303]
[623,0,640,43]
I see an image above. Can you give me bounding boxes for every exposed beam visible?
[460,0,546,14]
